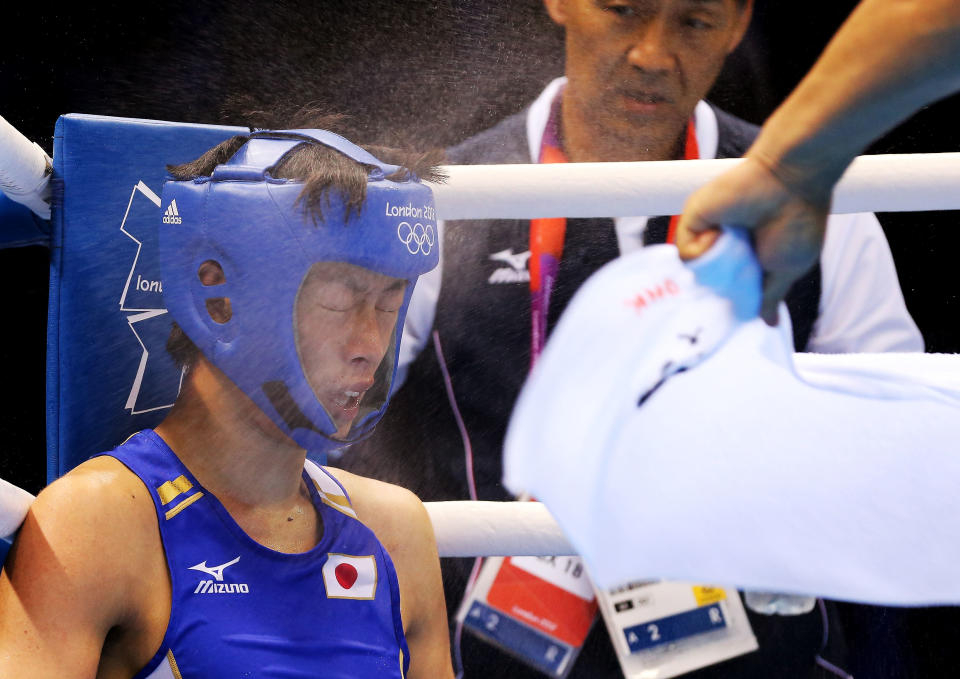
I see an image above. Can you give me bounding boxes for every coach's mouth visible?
[620,89,672,114]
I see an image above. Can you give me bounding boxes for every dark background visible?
[2,1,959,674]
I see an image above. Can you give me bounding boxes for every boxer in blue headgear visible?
[160,129,439,459]
[0,127,455,679]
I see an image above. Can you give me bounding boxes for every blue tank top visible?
[102,430,410,679]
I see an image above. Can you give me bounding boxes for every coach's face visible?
[545,0,752,161]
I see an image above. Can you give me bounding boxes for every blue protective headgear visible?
[159,129,439,457]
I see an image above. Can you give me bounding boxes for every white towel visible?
[504,230,960,605]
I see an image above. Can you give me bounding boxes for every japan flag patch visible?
[323,553,378,600]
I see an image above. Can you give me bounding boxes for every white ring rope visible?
[1,479,566,557]
[2,115,960,221]
[0,114,52,219]
[431,153,960,219]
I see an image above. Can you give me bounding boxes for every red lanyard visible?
[528,122,699,364]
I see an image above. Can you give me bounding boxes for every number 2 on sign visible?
[647,624,661,642]
[486,613,500,631]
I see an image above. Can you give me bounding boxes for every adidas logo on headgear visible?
[162,199,183,225]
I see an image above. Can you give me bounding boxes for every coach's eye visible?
[683,15,713,30]
[605,4,637,18]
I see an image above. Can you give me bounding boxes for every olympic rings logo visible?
[397,221,436,255]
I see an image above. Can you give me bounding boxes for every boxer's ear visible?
[543,0,569,26]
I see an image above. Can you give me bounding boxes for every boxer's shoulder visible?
[17,456,162,601]
[321,468,437,604]
[45,455,158,533]
[322,467,429,554]
[0,456,166,666]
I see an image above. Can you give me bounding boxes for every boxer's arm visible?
[382,490,453,679]
[0,463,145,676]
[679,0,960,321]
[754,0,960,193]
[727,0,960,190]
[334,470,455,679]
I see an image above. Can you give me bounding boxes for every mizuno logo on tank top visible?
[189,556,240,581]
[194,581,250,594]
[189,556,251,594]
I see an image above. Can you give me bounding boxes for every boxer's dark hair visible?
[166,129,444,224]
[165,109,445,371]
[167,322,201,372]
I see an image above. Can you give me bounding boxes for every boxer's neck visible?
[155,357,306,509]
